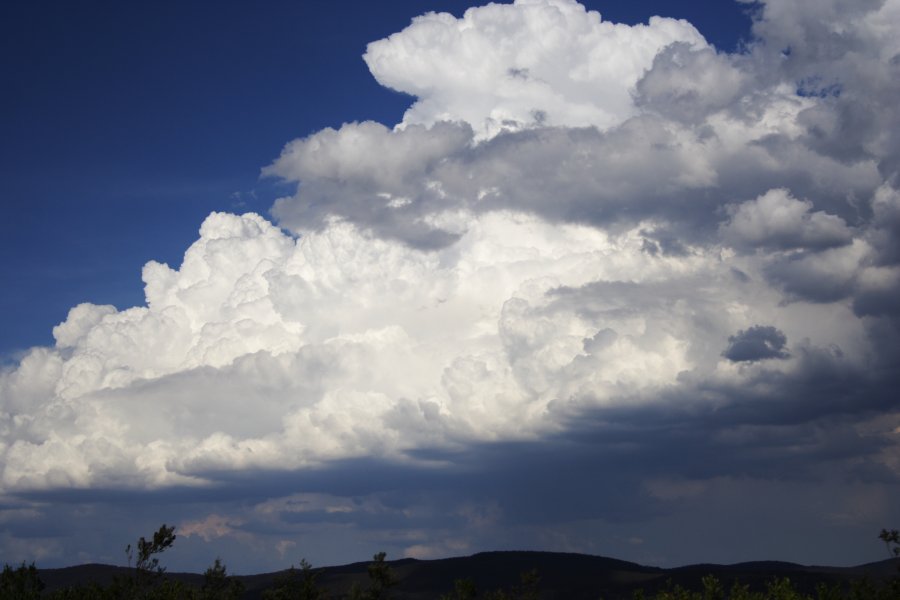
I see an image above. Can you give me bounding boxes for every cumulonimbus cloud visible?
[2,0,899,505]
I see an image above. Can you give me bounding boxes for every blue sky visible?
[2,0,900,576]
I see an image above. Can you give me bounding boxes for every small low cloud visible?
[723,325,790,362]
[180,514,244,543]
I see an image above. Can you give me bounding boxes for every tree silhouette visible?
[201,557,244,600]
[349,552,398,600]
[879,529,900,565]
[263,558,325,600]
[127,523,177,576]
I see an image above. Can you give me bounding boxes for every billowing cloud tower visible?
[2,0,899,569]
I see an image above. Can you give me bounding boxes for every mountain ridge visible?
[29,550,898,599]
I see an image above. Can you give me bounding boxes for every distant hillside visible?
[34,550,898,599]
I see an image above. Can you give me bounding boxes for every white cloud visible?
[364,0,707,138]
[0,206,876,491]
[2,0,899,508]
[720,188,854,251]
[635,43,749,122]
[52,303,118,349]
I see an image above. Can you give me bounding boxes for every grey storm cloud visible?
[723,325,789,362]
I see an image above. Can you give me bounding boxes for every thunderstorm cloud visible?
[2,0,900,570]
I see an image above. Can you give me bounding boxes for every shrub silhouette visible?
[0,562,44,600]
[440,578,477,600]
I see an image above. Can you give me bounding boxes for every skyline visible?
[1,0,899,575]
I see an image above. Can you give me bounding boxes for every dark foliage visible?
[202,558,244,600]
[263,558,324,600]
[0,562,44,600]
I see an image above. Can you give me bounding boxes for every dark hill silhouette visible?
[33,550,898,599]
